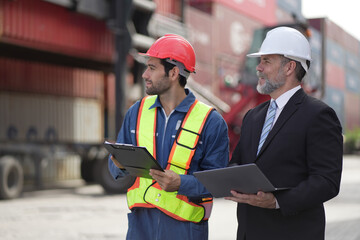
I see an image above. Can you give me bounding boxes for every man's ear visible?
[169,66,180,80]
[285,60,297,76]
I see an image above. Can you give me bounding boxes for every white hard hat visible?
[247,27,312,72]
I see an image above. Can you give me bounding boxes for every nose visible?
[256,62,263,72]
[142,68,149,79]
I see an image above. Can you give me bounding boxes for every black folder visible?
[104,141,164,179]
[193,163,288,197]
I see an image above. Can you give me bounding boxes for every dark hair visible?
[160,58,187,87]
[281,57,310,82]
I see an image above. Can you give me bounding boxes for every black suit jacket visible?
[230,88,343,240]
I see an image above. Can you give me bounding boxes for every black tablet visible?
[104,141,164,179]
[194,163,289,197]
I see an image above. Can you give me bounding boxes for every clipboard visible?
[104,141,164,179]
[193,163,289,198]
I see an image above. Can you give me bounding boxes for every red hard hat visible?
[140,34,196,73]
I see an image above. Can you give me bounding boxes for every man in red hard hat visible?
[226,27,343,239]
[108,34,229,239]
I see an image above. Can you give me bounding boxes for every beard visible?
[145,75,171,96]
[256,70,286,95]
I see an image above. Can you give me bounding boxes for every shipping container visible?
[0,0,113,62]
[345,68,360,93]
[323,86,345,127]
[186,6,213,65]
[0,58,104,99]
[345,51,360,73]
[325,61,345,90]
[326,39,345,68]
[324,19,345,48]
[216,0,277,26]
[154,0,183,20]
[0,92,103,143]
[344,92,360,131]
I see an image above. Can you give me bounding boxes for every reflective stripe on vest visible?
[127,95,214,222]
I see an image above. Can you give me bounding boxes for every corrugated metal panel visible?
[0,0,113,62]
[215,0,277,26]
[0,92,103,143]
[186,7,213,65]
[323,86,345,128]
[0,57,104,99]
[326,39,345,67]
[325,61,345,90]
[35,154,81,182]
[73,98,103,143]
[345,51,360,73]
[154,0,182,19]
[325,19,345,47]
[342,30,359,53]
[345,69,360,93]
[345,92,360,131]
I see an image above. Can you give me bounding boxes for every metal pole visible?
[114,0,132,135]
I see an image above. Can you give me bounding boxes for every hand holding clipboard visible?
[104,141,164,179]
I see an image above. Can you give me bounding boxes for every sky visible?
[302,0,360,41]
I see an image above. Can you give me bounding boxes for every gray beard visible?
[256,71,286,95]
[256,79,284,94]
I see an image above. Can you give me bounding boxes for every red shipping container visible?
[342,31,359,54]
[186,7,213,65]
[325,19,345,47]
[212,3,262,58]
[215,0,276,26]
[0,0,114,62]
[344,92,360,131]
[325,61,345,90]
[0,57,104,99]
[155,0,182,19]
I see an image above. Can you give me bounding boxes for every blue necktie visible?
[257,101,277,155]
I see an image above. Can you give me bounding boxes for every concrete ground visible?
[0,155,359,240]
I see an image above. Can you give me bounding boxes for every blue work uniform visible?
[108,89,229,240]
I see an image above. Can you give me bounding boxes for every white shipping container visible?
[0,92,103,143]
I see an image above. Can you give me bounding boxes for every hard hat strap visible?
[284,55,308,72]
[166,59,191,78]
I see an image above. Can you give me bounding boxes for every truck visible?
[0,0,155,199]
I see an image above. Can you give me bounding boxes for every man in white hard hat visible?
[225,27,343,240]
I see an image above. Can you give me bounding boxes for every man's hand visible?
[149,169,181,192]
[110,155,125,169]
[224,191,276,209]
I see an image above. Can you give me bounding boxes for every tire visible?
[94,157,135,194]
[80,159,96,183]
[0,156,24,200]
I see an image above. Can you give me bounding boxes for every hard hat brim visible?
[246,52,263,58]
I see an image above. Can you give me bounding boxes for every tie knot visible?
[270,101,277,110]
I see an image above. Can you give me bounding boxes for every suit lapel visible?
[256,89,306,159]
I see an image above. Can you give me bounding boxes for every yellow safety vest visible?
[127,95,214,223]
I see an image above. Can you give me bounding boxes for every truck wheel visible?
[94,157,135,194]
[80,159,96,183]
[0,156,24,200]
